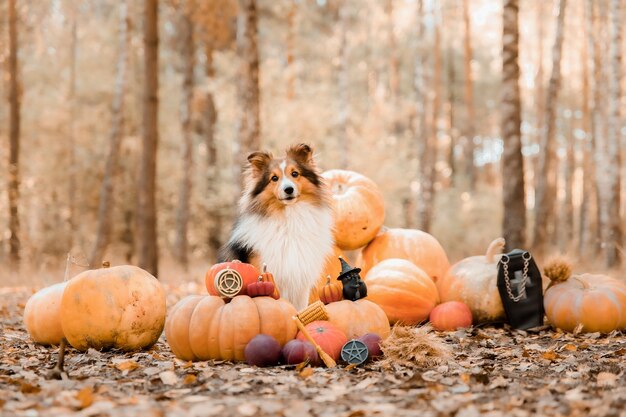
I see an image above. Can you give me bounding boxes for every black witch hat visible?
[337,256,361,281]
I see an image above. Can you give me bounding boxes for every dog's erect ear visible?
[247,151,272,174]
[287,143,314,165]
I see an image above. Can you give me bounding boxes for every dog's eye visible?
[271,175,279,182]
[291,171,299,178]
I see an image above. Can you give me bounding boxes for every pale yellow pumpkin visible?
[364,258,440,325]
[165,295,297,361]
[544,273,626,333]
[436,238,505,323]
[60,265,166,351]
[23,282,67,345]
[322,169,385,250]
[359,228,450,283]
[325,299,390,339]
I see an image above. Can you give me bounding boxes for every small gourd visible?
[258,264,280,299]
[319,275,343,305]
[247,275,277,298]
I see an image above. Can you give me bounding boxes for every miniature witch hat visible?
[337,256,361,280]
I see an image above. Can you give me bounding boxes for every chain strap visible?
[501,252,532,302]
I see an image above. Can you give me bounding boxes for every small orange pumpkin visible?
[358,228,450,283]
[296,321,347,361]
[319,275,343,304]
[309,246,344,304]
[364,258,440,325]
[205,260,260,297]
[322,169,385,250]
[544,271,626,333]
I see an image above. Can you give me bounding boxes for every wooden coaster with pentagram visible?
[340,339,369,365]
[214,268,243,298]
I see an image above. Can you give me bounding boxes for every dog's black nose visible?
[284,186,294,195]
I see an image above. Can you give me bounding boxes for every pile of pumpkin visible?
[315,169,626,334]
[21,169,626,371]
[166,258,390,367]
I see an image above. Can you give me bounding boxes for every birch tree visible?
[8,0,21,266]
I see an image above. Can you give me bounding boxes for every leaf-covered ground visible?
[2,286,626,417]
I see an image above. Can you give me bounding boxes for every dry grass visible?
[379,325,452,369]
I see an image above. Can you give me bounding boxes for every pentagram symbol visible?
[341,339,369,365]
[215,268,243,298]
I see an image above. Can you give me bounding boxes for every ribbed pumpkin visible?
[436,238,505,323]
[258,264,280,299]
[358,228,450,283]
[23,282,67,345]
[309,246,344,304]
[165,295,297,361]
[364,258,439,325]
[322,169,385,250]
[60,264,166,351]
[544,272,626,333]
[318,276,343,305]
[325,299,390,339]
[205,260,260,297]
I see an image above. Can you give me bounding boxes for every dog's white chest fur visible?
[232,203,334,310]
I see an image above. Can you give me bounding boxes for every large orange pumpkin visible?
[322,169,385,250]
[23,282,67,345]
[358,228,450,283]
[325,299,390,339]
[309,246,344,304]
[544,273,626,333]
[60,264,166,351]
[165,295,297,361]
[436,238,505,323]
[296,321,347,361]
[364,258,440,325]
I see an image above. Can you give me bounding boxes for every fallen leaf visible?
[562,343,577,352]
[115,360,140,372]
[183,374,197,385]
[76,386,94,409]
[541,351,561,361]
[237,403,258,416]
[20,382,41,394]
[159,371,178,385]
[299,367,314,379]
[596,372,618,388]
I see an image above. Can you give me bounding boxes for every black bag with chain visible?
[496,249,544,329]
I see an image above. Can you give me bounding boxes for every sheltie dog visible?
[219,143,334,310]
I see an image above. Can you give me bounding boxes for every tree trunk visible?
[89,0,130,268]
[8,0,21,266]
[286,1,296,101]
[385,0,399,102]
[603,0,622,267]
[67,3,78,249]
[561,116,575,252]
[204,43,222,261]
[579,0,598,257]
[533,0,566,256]
[462,0,476,190]
[337,4,349,169]
[446,43,456,188]
[593,2,607,256]
[235,0,261,159]
[416,0,438,233]
[137,0,159,276]
[501,0,527,250]
[174,3,195,268]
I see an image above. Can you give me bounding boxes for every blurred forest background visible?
[1,0,625,283]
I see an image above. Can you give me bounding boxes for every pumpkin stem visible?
[570,275,591,290]
[325,275,331,285]
[263,263,267,273]
[102,261,111,268]
[485,238,506,263]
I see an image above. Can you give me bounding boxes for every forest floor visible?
[1,284,626,417]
